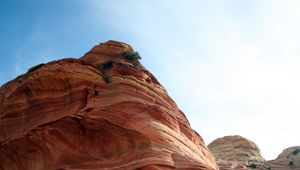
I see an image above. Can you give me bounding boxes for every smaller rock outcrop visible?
[208,135,270,170]
[268,146,300,170]
[209,135,300,170]
[208,135,265,162]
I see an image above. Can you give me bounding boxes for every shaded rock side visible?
[268,146,300,170]
[0,40,218,170]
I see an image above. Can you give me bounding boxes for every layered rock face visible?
[208,135,264,162]
[208,136,269,170]
[0,41,218,170]
[209,135,300,170]
[268,146,300,170]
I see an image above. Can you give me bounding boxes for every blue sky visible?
[1,0,300,160]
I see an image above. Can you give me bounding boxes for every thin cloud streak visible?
[89,0,300,160]
[1,0,299,160]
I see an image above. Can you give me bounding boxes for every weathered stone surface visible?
[215,160,248,170]
[209,135,300,170]
[268,146,300,170]
[208,135,265,163]
[0,40,218,170]
[208,135,270,170]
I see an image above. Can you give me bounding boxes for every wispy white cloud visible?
[88,0,300,160]
[3,0,298,160]
[14,28,56,77]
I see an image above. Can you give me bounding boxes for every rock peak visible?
[0,41,218,169]
[89,40,133,55]
[103,40,133,49]
[79,40,138,68]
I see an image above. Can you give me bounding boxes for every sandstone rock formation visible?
[0,40,218,170]
[208,135,265,163]
[213,160,249,170]
[268,146,300,170]
[208,135,269,170]
[209,135,300,170]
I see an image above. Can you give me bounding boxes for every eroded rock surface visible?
[208,135,264,163]
[208,135,270,170]
[0,40,218,170]
[268,146,300,170]
[209,135,300,170]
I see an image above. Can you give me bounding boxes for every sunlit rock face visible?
[208,135,269,170]
[0,40,218,170]
[208,135,300,170]
[268,146,300,170]
[208,135,265,162]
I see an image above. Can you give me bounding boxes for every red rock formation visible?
[0,40,218,170]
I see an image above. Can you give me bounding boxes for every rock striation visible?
[208,135,269,170]
[268,146,300,170]
[0,40,218,170]
[209,135,300,170]
[208,135,265,163]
